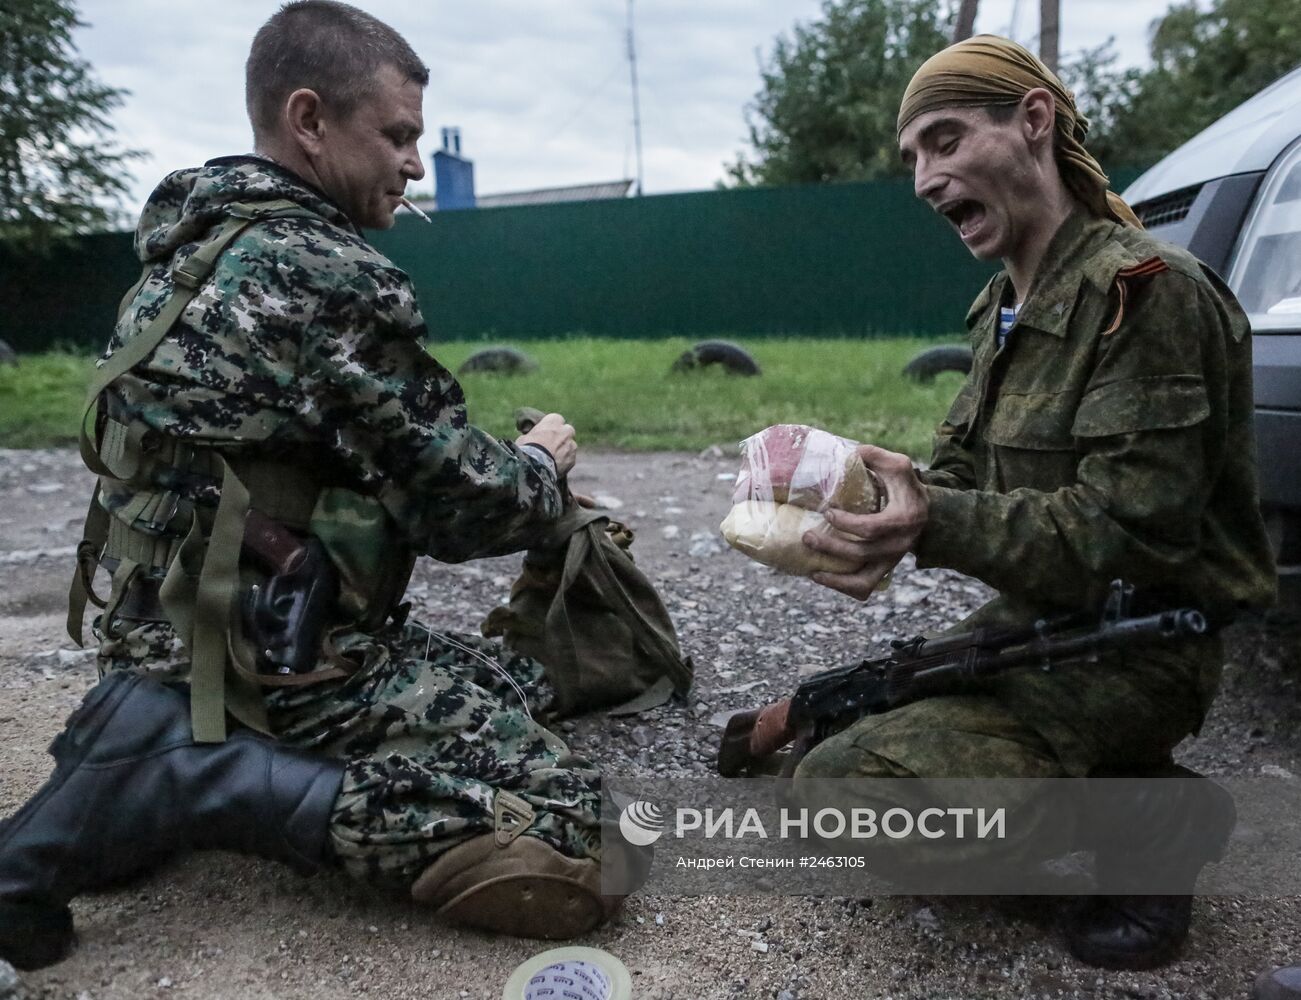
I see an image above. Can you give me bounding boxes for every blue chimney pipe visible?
[433,127,476,211]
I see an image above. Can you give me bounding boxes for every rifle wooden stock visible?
[718,699,797,777]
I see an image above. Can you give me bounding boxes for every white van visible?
[1124,65,1301,566]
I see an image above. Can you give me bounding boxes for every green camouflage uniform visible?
[91,156,601,885]
[799,211,1277,800]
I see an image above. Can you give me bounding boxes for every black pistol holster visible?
[242,510,340,676]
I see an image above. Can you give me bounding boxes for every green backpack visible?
[481,411,693,716]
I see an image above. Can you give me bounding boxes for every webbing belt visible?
[69,200,316,742]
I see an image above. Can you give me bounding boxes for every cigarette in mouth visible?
[399,197,432,223]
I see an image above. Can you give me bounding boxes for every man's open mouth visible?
[939,199,986,240]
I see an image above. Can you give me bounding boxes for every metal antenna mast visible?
[626,0,644,196]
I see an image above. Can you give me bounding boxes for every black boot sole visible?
[0,899,76,970]
[0,672,143,970]
[1063,895,1191,971]
[1066,932,1186,972]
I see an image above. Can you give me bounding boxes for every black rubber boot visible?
[0,671,343,970]
[1065,766,1236,971]
[1066,894,1194,970]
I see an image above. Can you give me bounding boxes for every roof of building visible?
[477,180,634,208]
[410,179,634,212]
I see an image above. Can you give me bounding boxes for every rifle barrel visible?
[985,609,1206,675]
[902,611,1083,661]
[884,609,1206,702]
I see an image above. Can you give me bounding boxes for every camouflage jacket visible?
[915,210,1277,624]
[100,156,563,562]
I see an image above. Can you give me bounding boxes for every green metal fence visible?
[0,171,1145,352]
[370,177,999,341]
[2,231,144,353]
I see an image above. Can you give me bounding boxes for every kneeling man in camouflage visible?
[797,36,1275,969]
[0,1,618,969]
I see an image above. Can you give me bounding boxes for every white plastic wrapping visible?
[720,424,886,577]
[731,424,882,514]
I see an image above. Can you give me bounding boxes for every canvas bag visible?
[480,411,693,716]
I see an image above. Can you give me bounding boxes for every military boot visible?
[0,671,343,970]
[410,789,649,939]
[1065,766,1236,970]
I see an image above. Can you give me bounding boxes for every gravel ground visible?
[1,446,1299,1000]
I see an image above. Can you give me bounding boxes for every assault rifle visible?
[716,580,1207,778]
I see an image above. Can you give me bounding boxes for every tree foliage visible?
[0,0,141,250]
[732,0,1301,185]
[1056,42,1148,173]
[1065,0,1301,172]
[725,0,954,186]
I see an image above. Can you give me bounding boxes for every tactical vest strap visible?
[187,457,262,742]
[66,485,110,642]
[71,199,318,740]
[102,558,142,631]
[78,215,248,478]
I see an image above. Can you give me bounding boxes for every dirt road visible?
[2,447,1299,1000]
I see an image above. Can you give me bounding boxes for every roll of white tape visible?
[501,946,632,1000]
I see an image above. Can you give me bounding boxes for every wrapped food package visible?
[721,424,887,578]
[731,424,883,514]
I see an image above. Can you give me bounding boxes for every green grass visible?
[0,351,94,449]
[442,337,964,456]
[0,338,967,456]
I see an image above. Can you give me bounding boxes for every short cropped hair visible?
[246,1,429,139]
[984,102,1019,124]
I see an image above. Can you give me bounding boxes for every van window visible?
[1230,140,1301,331]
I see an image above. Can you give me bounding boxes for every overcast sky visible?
[75,0,1175,213]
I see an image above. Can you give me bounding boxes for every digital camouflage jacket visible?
[916,210,1277,626]
[101,155,563,563]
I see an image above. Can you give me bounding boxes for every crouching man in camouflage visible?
[0,1,616,970]
[796,37,1276,969]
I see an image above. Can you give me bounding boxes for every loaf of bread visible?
[720,500,863,576]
